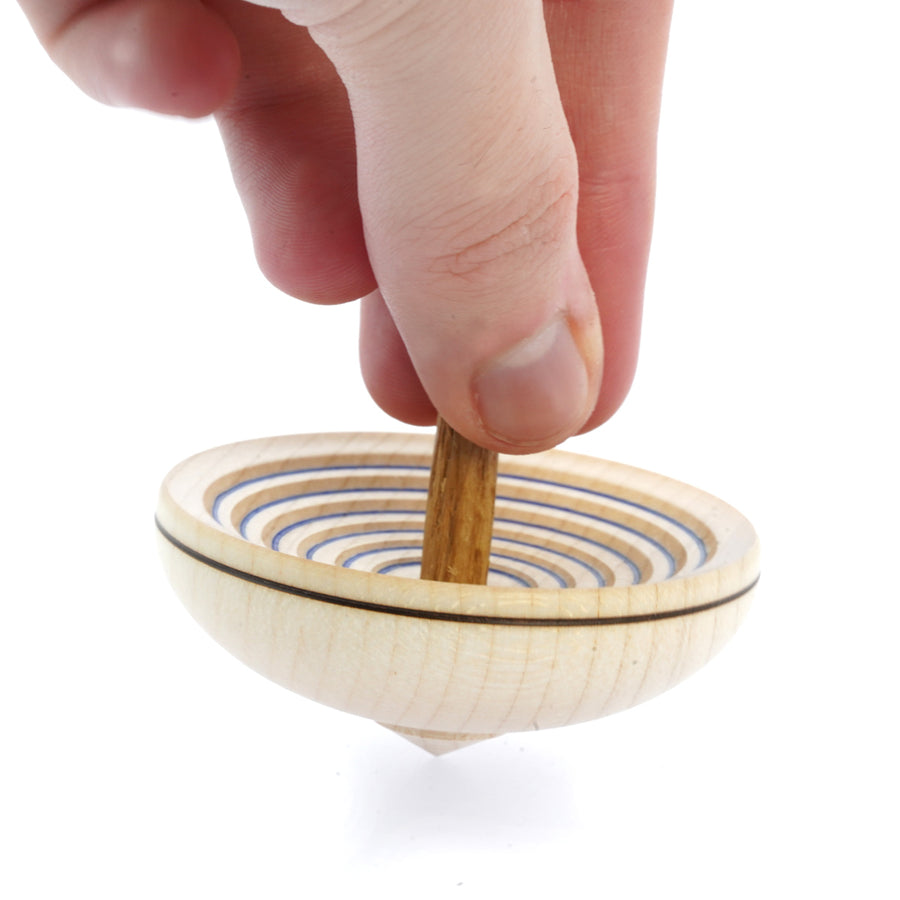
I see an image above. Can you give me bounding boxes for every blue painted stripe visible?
[377,560,533,588]
[306,527,604,586]
[495,499,671,579]
[343,545,421,568]
[498,472,708,565]
[238,487,425,539]
[210,462,708,584]
[491,536,606,587]
[211,464,428,523]
[305,528,423,560]
[271,510,424,551]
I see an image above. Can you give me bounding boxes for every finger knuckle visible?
[284,0,423,38]
[431,164,578,286]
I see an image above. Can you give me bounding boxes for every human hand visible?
[21,0,672,453]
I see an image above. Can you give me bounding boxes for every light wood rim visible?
[156,432,760,624]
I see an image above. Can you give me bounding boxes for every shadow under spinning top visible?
[156,431,759,755]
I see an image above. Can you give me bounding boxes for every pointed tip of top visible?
[380,724,499,756]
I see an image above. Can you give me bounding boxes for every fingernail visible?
[474,314,592,448]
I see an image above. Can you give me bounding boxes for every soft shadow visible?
[345,729,580,862]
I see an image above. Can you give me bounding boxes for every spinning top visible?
[157,422,759,755]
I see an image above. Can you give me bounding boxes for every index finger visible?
[18,0,240,117]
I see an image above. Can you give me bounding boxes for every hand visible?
[21,0,672,452]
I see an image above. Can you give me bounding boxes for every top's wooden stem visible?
[420,417,498,585]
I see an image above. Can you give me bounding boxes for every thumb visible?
[289,0,602,451]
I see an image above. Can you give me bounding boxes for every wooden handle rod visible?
[420,417,498,585]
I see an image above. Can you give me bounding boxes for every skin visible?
[20,0,673,453]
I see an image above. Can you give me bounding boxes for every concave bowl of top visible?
[156,432,759,754]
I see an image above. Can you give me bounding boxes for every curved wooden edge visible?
[156,432,760,623]
[158,528,757,749]
[156,517,759,627]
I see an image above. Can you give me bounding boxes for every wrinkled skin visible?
[22,0,673,452]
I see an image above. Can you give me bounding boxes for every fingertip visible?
[472,312,596,451]
[359,292,437,425]
[575,265,644,433]
[49,0,242,118]
[577,362,637,433]
[248,167,376,304]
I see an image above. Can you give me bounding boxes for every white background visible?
[2,2,897,896]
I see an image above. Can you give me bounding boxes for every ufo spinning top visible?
[157,424,758,755]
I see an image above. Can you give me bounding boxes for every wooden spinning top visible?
[156,424,759,755]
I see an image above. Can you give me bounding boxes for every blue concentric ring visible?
[208,461,710,588]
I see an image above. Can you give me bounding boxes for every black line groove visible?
[156,518,758,627]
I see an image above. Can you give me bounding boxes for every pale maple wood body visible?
[156,433,759,754]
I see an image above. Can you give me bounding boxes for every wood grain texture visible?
[420,417,498,585]
[156,432,760,755]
